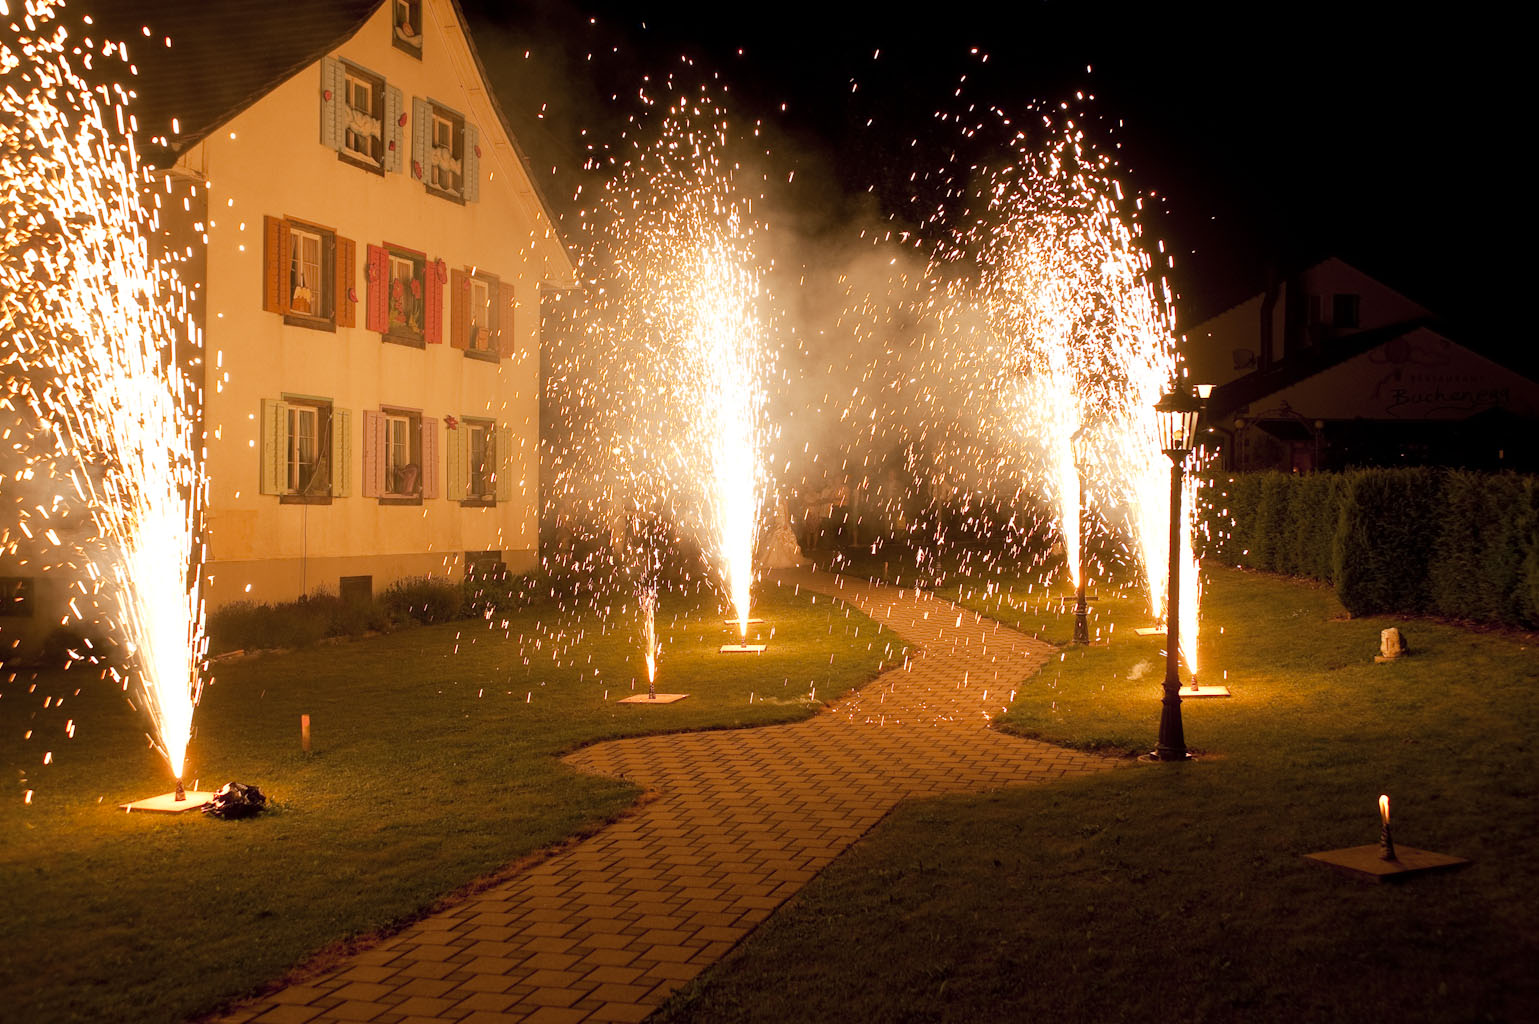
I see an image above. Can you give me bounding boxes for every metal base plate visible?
[1133,627,1164,637]
[619,693,689,704]
[120,790,214,813]
[719,644,767,653]
[723,618,765,626]
[1182,686,1232,698]
[1304,844,1470,883]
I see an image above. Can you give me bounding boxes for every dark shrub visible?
[1333,468,1442,616]
[1249,472,1293,572]
[380,576,463,624]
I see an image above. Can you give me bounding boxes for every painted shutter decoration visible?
[383,85,404,173]
[330,408,352,498]
[259,398,289,494]
[425,258,446,345]
[420,417,440,499]
[463,122,480,203]
[361,410,386,498]
[445,419,467,500]
[449,269,468,350]
[335,235,356,327]
[410,97,429,182]
[319,58,343,151]
[365,244,389,332]
[494,425,515,502]
[262,216,291,314]
[497,281,516,360]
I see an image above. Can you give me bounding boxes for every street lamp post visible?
[1071,426,1089,645]
[1151,383,1204,762]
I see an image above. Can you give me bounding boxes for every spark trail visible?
[1,2,207,783]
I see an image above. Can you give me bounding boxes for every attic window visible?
[429,107,464,198]
[342,65,384,169]
[1332,293,1360,329]
[392,0,423,58]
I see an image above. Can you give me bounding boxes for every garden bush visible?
[380,576,463,624]
[1205,467,1539,627]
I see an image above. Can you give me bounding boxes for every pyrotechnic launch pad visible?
[1132,626,1164,637]
[120,790,214,813]
[719,644,767,653]
[1181,683,1231,698]
[619,693,690,704]
[1304,845,1470,883]
[722,618,765,626]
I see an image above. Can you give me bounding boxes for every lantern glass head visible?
[1070,424,1090,468]
[1154,383,1203,456]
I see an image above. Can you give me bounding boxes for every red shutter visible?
[361,410,386,497]
[449,269,468,350]
[365,245,389,332]
[420,417,440,499]
[425,258,446,345]
[497,282,516,360]
[335,236,356,328]
[262,216,291,314]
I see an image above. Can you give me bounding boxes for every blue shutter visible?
[384,86,403,173]
[319,58,343,152]
[411,97,429,182]
[463,122,480,203]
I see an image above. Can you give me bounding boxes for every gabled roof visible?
[84,1,381,167]
[1206,317,1440,420]
[84,0,574,272]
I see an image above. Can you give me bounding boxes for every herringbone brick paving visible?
[217,568,1111,1023]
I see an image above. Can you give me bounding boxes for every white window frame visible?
[286,405,321,495]
[467,421,493,500]
[289,226,324,318]
[384,413,414,496]
[469,276,492,352]
[343,69,383,165]
[429,109,463,196]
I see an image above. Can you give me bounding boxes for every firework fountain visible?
[1,3,209,801]
[962,115,1202,664]
[570,88,772,652]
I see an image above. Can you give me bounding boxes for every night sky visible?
[463,2,1509,348]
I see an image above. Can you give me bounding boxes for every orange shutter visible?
[449,269,468,350]
[335,236,356,327]
[425,258,446,345]
[262,216,291,314]
[497,282,516,359]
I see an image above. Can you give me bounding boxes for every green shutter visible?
[463,122,480,202]
[384,85,403,173]
[446,420,467,500]
[495,425,514,502]
[259,398,289,495]
[331,408,352,497]
[320,58,343,152]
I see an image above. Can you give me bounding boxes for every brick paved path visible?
[221,569,1110,1024]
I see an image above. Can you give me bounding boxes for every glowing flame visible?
[1,4,207,780]
[640,585,658,686]
[1379,794,1390,826]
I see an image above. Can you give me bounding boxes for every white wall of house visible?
[187,0,573,608]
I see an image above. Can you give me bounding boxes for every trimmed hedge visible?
[1205,469,1539,626]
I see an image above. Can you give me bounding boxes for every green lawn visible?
[0,580,885,1024]
[655,566,1539,1023]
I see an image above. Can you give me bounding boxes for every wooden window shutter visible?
[497,281,516,359]
[420,417,441,499]
[335,235,357,328]
[425,258,446,344]
[319,58,343,151]
[361,410,386,498]
[383,85,404,173]
[445,420,467,499]
[259,398,289,494]
[365,244,389,332]
[463,122,480,202]
[494,425,515,502]
[449,269,468,350]
[410,97,429,182]
[331,408,352,497]
[262,216,291,314]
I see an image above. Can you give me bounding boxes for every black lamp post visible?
[1071,426,1089,645]
[1151,383,1203,762]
